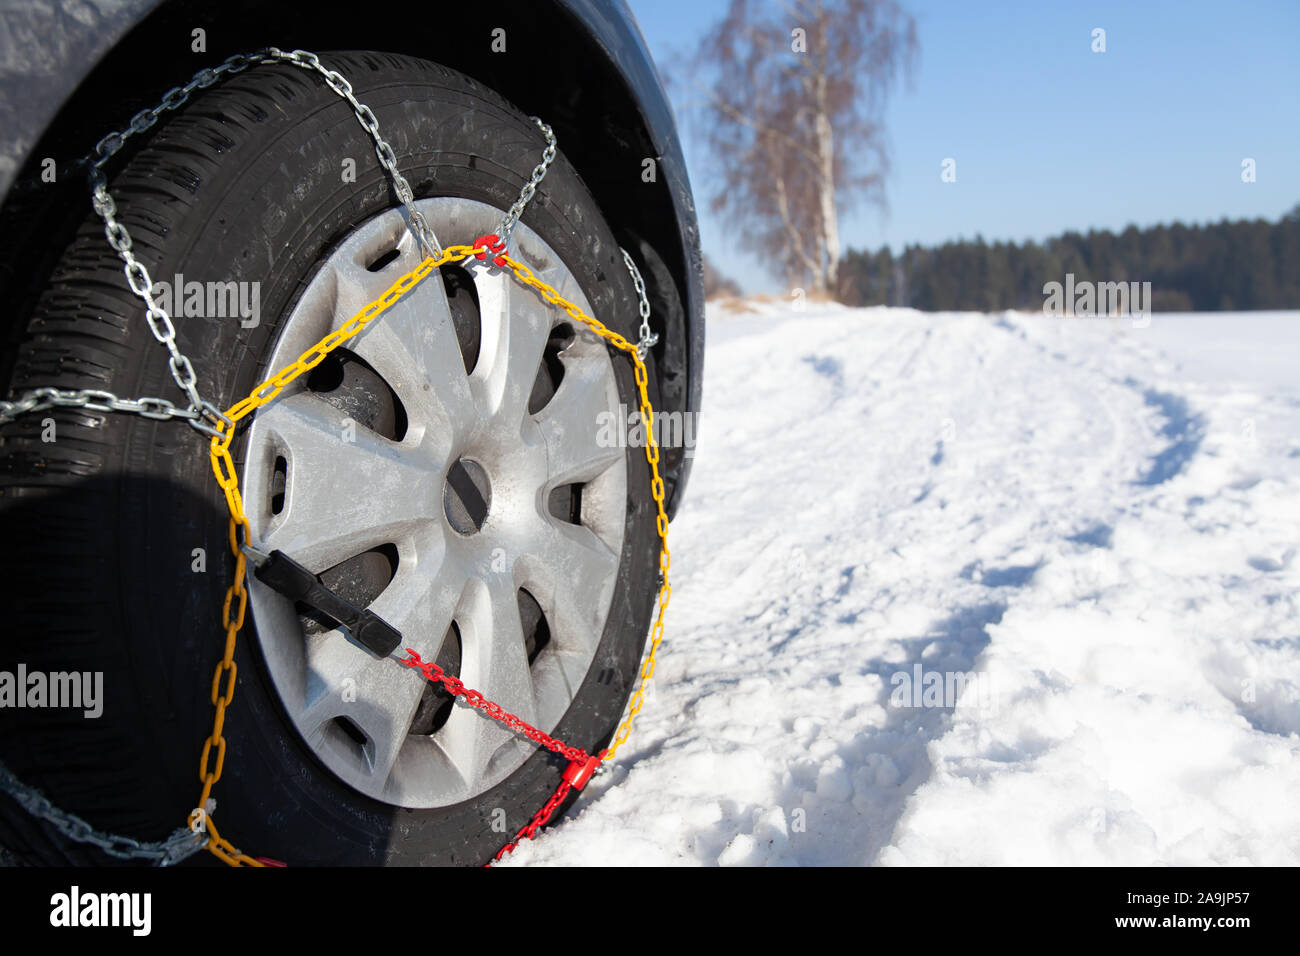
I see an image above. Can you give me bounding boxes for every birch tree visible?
[691,0,916,293]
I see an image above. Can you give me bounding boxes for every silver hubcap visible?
[241,199,627,807]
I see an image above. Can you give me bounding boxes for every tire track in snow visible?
[882,313,1300,865]
[505,304,1172,865]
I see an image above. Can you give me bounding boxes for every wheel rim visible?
[241,198,628,808]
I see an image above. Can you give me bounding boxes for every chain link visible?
[23,51,268,443]
[76,52,269,439]
[492,779,573,863]
[620,248,658,359]
[401,650,592,763]
[0,760,208,866]
[83,53,260,174]
[255,48,444,259]
[497,118,557,246]
[0,386,205,427]
[85,172,232,438]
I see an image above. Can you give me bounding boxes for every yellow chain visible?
[193,245,670,863]
[497,255,670,760]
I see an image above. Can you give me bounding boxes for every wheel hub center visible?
[443,457,491,534]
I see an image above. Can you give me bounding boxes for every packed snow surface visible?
[502,305,1300,866]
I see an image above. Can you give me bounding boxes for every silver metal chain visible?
[479,114,659,356]
[498,118,557,247]
[83,52,263,173]
[0,760,208,866]
[0,51,269,440]
[257,48,444,259]
[477,113,654,356]
[0,387,207,426]
[81,46,441,257]
[621,249,658,359]
[87,178,234,439]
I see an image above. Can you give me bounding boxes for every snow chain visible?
[0,50,671,867]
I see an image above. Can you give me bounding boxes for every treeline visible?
[838,205,1300,312]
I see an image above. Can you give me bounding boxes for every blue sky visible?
[627,0,1300,292]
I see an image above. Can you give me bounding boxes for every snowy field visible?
[503,304,1300,866]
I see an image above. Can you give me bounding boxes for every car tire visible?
[0,50,658,866]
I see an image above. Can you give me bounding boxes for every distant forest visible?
[837,205,1300,312]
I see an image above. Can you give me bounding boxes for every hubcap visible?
[241,198,627,807]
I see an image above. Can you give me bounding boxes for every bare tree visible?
[689,0,916,293]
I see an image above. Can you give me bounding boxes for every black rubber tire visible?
[0,51,658,866]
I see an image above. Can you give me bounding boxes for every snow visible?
[500,304,1300,866]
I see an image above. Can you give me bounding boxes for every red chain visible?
[492,779,572,864]
[400,648,590,762]
[400,647,606,862]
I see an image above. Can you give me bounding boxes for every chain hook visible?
[472,233,508,267]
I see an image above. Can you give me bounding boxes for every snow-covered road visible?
[505,305,1300,866]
